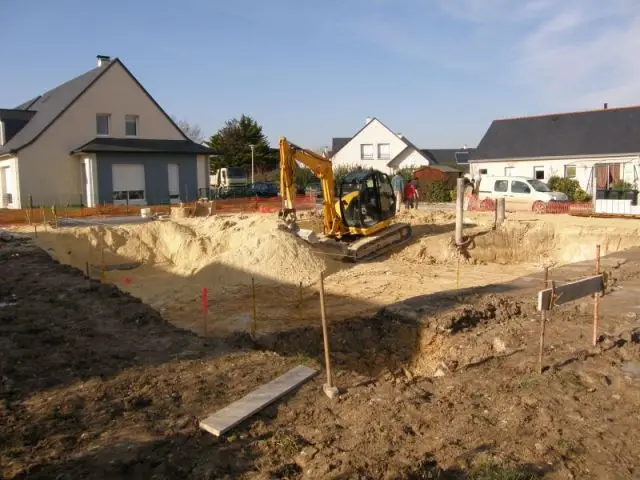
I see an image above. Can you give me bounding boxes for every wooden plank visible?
[537,275,604,311]
[199,365,317,437]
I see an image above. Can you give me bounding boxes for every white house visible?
[330,118,432,174]
[470,105,640,197]
[0,55,213,209]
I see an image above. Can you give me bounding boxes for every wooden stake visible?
[251,277,257,337]
[100,230,105,283]
[319,272,333,388]
[497,198,505,226]
[539,280,556,374]
[202,287,209,336]
[593,245,601,346]
[538,310,547,375]
[544,266,549,289]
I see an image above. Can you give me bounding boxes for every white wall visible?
[470,155,640,192]
[331,119,426,174]
[18,60,186,206]
[0,156,20,208]
[391,147,430,170]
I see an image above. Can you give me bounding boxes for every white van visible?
[476,176,568,212]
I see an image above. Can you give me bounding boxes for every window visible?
[529,179,550,192]
[565,165,576,179]
[377,143,390,160]
[511,180,531,194]
[494,180,508,192]
[360,144,374,160]
[96,114,110,136]
[125,115,138,136]
[479,168,488,175]
[533,166,545,180]
[113,190,145,201]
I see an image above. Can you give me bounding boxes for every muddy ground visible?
[1,233,640,478]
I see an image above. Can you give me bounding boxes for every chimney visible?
[604,103,608,110]
[97,55,111,67]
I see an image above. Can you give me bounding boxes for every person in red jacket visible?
[404,180,419,210]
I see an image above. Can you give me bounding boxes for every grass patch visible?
[469,460,541,480]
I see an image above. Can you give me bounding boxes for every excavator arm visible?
[279,137,344,237]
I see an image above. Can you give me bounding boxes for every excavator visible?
[278,137,412,261]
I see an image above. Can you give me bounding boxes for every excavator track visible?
[344,223,412,262]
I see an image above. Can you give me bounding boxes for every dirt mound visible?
[50,215,329,287]
[395,216,640,268]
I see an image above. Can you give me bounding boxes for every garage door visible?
[112,164,146,205]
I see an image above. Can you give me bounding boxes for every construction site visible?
[1,198,640,479]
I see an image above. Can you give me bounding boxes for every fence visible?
[0,195,317,226]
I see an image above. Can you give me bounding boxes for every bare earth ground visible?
[1,212,640,478]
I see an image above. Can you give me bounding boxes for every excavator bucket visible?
[277,209,319,244]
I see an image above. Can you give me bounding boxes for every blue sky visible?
[2,0,639,149]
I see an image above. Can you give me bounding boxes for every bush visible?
[422,179,455,203]
[333,164,364,186]
[396,167,416,183]
[547,176,591,202]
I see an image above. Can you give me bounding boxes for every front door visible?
[168,164,180,203]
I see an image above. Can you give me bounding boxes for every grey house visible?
[0,55,213,208]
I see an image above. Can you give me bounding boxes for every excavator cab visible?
[338,170,396,230]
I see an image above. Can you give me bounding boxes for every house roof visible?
[0,64,113,155]
[474,106,640,161]
[330,117,430,163]
[0,109,36,122]
[0,57,189,155]
[415,164,461,174]
[72,137,216,154]
[420,149,474,173]
[331,137,350,155]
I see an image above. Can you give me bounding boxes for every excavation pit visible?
[19,210,640,337]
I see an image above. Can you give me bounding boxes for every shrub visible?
[333,164,364,186]
[422,179,455,203]
[547,176,591,202]
[396,166,417,183]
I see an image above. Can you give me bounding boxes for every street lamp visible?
[248,144,255,186]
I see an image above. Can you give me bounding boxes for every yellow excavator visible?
[278,137,412,261]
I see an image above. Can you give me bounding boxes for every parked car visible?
[477,176,568,212]
[247,182,279,198]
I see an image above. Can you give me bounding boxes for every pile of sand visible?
[53,215,329,287]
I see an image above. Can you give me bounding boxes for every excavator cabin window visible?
[339,170,396,229]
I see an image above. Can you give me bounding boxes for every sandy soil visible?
[17,210,640,338]
[1,233,639,479]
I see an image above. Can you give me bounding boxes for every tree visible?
[206,115,271,173]
[171,116,205,144]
